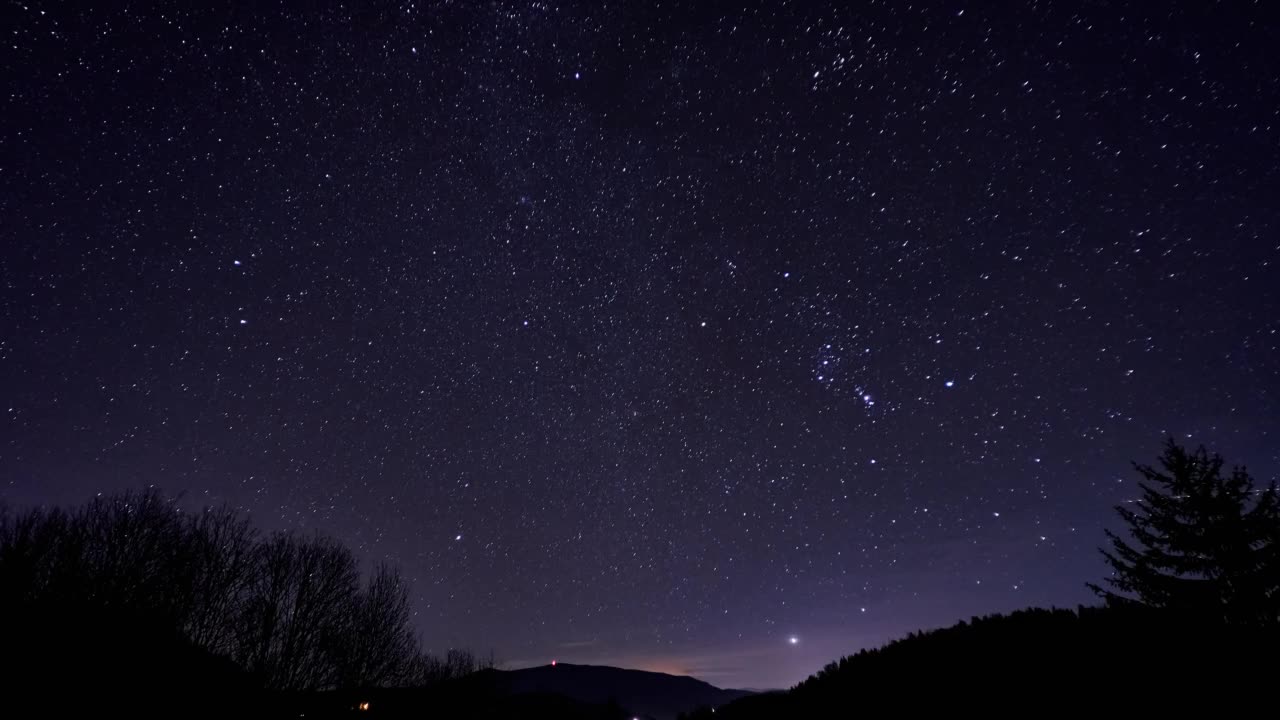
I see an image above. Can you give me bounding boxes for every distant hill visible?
[284,663,750,719]
[498,663,752,720]
[688,606,1280,718]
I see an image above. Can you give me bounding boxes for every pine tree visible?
[1088,438,1280,625]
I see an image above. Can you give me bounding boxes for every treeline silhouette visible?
[682,605,1280,718]
[0,490,487,714]
[685,439,1280,717]
[6,440,1277,717]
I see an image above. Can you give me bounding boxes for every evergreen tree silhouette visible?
[1088,438,1280,624]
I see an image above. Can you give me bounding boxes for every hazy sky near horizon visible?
[3,0,1277,690]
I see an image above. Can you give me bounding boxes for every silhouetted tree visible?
[332,563,422,688]
[0,491,257,716]
[403,647,495,686]
[0,489,485,708]
[236,532,362,690]
[1088,438,1280,624]
[182,506,259,656]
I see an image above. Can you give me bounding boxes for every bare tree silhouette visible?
[0,489,481,705]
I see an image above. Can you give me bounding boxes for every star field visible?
[2,1,1278,689]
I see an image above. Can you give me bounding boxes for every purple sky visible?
[3,0,1277,690]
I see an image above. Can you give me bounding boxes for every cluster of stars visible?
[2,0,1276,692]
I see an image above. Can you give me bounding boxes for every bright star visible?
[788,636,799,645]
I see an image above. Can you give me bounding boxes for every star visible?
[4,0,1271,695]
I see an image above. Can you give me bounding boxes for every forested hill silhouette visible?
[500,663,751,720]
[688,439,1280,718]
[682,606,1280,718]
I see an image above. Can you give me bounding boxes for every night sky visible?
[3,1,1278,690]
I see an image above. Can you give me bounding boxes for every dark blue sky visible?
[2,1,1277,689]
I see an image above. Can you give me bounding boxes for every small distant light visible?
[551,660,557,666]
[455,534,462,541]
[945,380,955,387]
[788,636,799,645]
[233,260,241,266]
[358,701,370,711]
[239,319,247,325]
